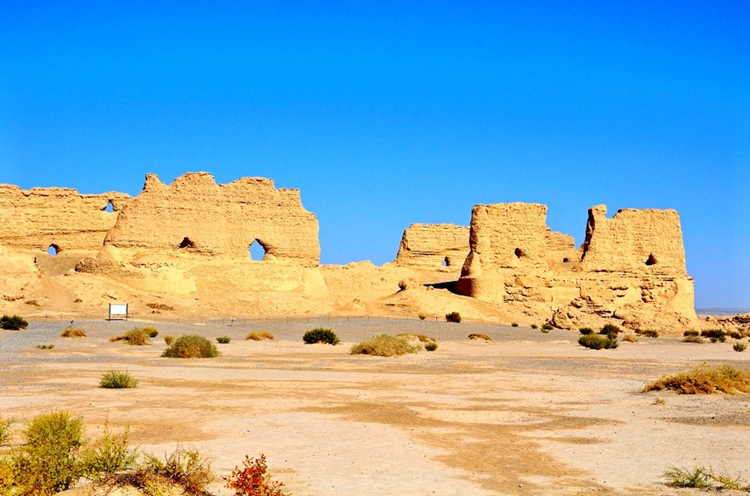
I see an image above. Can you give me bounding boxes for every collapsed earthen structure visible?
[394,224,469,270]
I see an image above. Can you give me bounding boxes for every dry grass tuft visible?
[350,335,416,357]
[395,333,435,343]
[246,331,274,341]
[61,327,86,338]
[110,328,151,346]
[643,365,750,394]
[468,333,492,342]
[622,334,639,343]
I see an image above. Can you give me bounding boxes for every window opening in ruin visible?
[249,240,267,261]
[514,248,525,258]
[47,244,59,255]
[179,237,195,249]
[104,201,114,213]
[442,257,450,267]
[645,254,657,266]
[563,257,569,263]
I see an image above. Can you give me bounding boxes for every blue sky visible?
[1,1,748,308]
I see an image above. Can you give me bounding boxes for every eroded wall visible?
[0,185,131,253]
[394,223,469,270]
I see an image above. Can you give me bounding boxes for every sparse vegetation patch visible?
[111,328,151,346]
[701,329,727,342]
[541,323,554,331]
[468,333,492,342]
[579,327,594,335]
[246,331,274,341]
[303,328,339,345]
[61,327,86,338]
[100,370,138,389]
[0,315,28,330]
[445,312,461,323]
[682,335,704,344]
[217,336,231,344]
[162,335,220,358]
[622,334,638,343]
[734,342,747,352]
[225,453,288,496]
[36,344,54,350]
[578,334,618,350]
[424,342,438,351]
[643,365,750,394]
[143,326,158,337]
[350,335,416,357]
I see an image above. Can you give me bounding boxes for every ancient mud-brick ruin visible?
[454,202,696,329]
[394,224,469,270]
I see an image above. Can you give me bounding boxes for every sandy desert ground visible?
[1,318,750,495]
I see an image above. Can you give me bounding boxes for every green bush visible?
[445,312,462,323]
[216,336,231,344]
[728,330,742,340]
[683,335,704,344]
[664,466,712,488]
[600,323,621,338]
[79,424,136,479]
[578,334,618,350]
[418,314,426,321]
[511,322,519,327]
[162,335,220,358]
[99,370,138,389]
[110,328,151,346]
[0,315,28,330]
[541,323,554,331]
[424,342,438,352]
[530,324,538,329]
[640,329,659,338]
[579,327,594,335]
[0,416,10,446]
[303,328,340,345]
[683,329,699,337]
[734,342,747,352]
[701,329,727,342]
[143,326,158,338]
[350,335,416,357]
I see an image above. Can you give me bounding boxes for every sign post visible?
[108,303,129,321]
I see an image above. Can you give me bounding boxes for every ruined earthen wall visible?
[394,224,469,269]
[580,205,687,275]
[0,185,131,253]
[544,231,580,265]
[102,173,320,265]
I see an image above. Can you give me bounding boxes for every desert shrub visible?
[79,424,136,479]
[600,323,621,338]
[36,344,54,350]
[162,335,220,358]
[13,410,85,493]
[701,329,727,342]
[445,312,461,323]
[468,333,492,341]
[424,342,438,351]
[0,416,11,445]
[225,453,288,496]
[0,315,28,330]
[100,370,138,389]
[530,324,538,329]
[734,342,747,352]
[579,327,594,335]
[622,334,639,343]
[111,328,151,346]
[350,335,416,357]
[728,330,742,340]
[246,331,274,341]
[639,329,659,338]
[578,334,618,350]
[683,329,699,337]
[511,322,519,327]
[143,326,158,338]
[395,333,435,343]
[643,365,750,394]
[303,328,339,345]
[682,335,704,343]
[540,327,550,334]
[137,446,214,494]
[164,335,175,345]
[541,323,554,331]
[61,327,86,338]
[663,466,712,488]
[216,336,231,344]
[418,314,426,321]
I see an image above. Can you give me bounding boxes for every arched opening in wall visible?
[179,237,195,249]
[442,257,450,267]
[104,200,114,213]
[514,248,525,258]
[249,240,267,261]
[645,254,657,266]
[47,244,60,256]
[563,257,570,263]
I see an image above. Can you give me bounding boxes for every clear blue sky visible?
[1,1,748,309]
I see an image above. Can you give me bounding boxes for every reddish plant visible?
[225,454,288,496]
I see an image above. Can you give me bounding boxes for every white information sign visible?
[108,303,129,320]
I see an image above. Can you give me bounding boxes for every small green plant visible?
[143,326,158,338]
[162,335,220,358]
[246,331,274,341]
[578,334,618,350]
[701,329,727,342]
[137,446,214,493]
[424,342,438,351]
[0,315,28,330]
[111,328,151,346]
[683,329,699,337]
[164,335,175,345]
[579,327,594,335]
[418,314,426,321]
[541,323,554,331]
[663,466,712,488]
[61,327,86,338]
[350,335,416,357]
[445,312,462,323]
[511,322,519,327]
[225,453,288,496]
[653,397,665,405]
[734,342,747,352]
[79,423,137,479]
[682,335,704,343]
[644,365,750,394]
[530,324,538,329]
[36,344,55,350]
[303,328,339,345]
[622,334,638,343]
[99,370,138,389]
[468,333,492,341]
[217,336,231,344]
[600,323,621,338]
